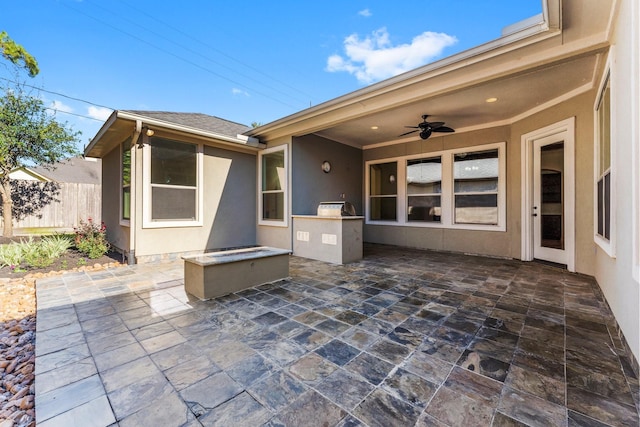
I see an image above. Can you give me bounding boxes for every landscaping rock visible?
[0,261,123,427]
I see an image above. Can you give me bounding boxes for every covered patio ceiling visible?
[313,53,601,148]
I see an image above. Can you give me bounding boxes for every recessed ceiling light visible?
[485,97,498,103]
[371,126,379,130]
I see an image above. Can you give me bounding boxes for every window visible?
[407,157,441,222]
[143,137,202,227]
[366,142,505,230]
[121,140,131,221]
[259,145,288,225]
[454,149,499,225]
[369,162,397,221]
[596,73,611,242]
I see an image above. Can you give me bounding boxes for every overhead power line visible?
[61,1,309,111]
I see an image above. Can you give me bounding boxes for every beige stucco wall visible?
[592,0,639,362]
[512,90,597,275]
[363,126,513,257]
[102,142,130,255]
[362,91,599,273]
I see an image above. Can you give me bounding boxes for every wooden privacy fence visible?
[3,181,102,235]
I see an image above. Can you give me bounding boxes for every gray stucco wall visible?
[134,143,257,260]
[292,135,363,215]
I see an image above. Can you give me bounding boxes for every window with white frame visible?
[259,145,287,224]
[144,137,201,226]
[367,143,505,230]
[369,161,397,221]
[453,149,499,225]
[407,156,441,222]
[121,140,131,221]
[596,73,611,242]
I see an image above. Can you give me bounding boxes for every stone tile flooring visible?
[34,244,639,426]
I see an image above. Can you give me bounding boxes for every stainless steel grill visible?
[317,201,356,217]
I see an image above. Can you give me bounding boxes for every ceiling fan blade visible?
[404,126,420,129]
[399,129,419,137]
[433,126,455,133]
[428,122,445,129]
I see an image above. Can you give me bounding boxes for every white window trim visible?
[594,51,616,257]
[119,141,131,227]
[365,142,506,231]
[258,144,289,227]
[142,139,204,229]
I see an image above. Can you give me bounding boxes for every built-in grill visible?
[317,201,356,217]
[293,201,363,264]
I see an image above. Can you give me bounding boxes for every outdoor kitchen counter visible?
[292,215,364,264]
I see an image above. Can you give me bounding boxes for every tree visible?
[1,31,39,77]
[0,33,79,236]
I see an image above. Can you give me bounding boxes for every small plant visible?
[74,218,109,259]
[77,257,87,266]
[0,241,24,268]
[20,235,73,269]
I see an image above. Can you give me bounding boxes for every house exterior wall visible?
[257,137,293,250]
[102,144,130,254]
[512,90,597,275]
[362,92,598,272]
[292,134,363,215]
[133,142,257,261]
[593,0,639,363]
[362,126,512,257]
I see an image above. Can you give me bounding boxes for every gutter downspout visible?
[128,120,141,265]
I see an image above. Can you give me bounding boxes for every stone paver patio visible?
[34,244,639,426]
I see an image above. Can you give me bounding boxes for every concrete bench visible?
[182,246,290,300]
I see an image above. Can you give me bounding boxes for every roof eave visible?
[85,111,264,158]
[116,111,263,148]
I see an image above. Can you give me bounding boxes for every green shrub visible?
[0,234,73,270]
[39,234,73,258]
[0,241,24,268]
[74,218,109,259]
[22,235,69,268]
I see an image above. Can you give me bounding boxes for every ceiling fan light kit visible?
[400,114,455,140]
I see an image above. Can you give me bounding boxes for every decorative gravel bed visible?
[0,263,123,427]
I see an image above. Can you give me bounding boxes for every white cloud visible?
[232,88,250,97]
[358,9,372,17]
[87,106,113,121]
[50,100,74,114]
[326,27,457,84]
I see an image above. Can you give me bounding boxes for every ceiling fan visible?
[400,115,455,140]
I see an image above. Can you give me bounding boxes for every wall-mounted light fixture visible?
[321,160,331,173]
[138,126,155,148]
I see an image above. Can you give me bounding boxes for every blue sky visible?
[2,1,541,150]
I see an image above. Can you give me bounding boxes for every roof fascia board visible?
[249,0,561,141]
[83,110,118,156]
[116,111,262,149]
